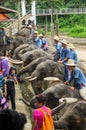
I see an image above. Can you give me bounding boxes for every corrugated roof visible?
[0,6,17,13]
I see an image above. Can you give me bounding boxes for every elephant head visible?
[26,60,65,94]
[30,83,81,109]
[54,101,86,130]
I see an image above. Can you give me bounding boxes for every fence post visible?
[51,8,54,44]
[18,0,21,31]
[56,14,59,36]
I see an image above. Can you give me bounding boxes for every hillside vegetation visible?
[0,0,86,37]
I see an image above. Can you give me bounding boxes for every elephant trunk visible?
[19,98,30,107]
[54,119,68,129]
[52,100,66,116]
[30,95,37,109]
[14,44,29,57]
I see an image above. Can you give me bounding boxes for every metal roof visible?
[0,6,17,13]
[0,13,16,22]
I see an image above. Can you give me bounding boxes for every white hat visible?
[39,34,43,37]
[34,31,38,34]
[61,39,67,45]
[28,25,32,28]
[65,59,77,66]
[68,44,75,48]
[53,36,59,41]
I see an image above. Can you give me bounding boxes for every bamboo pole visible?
[18,0,21,31]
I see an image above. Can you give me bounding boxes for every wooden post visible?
[45,15,47,36]
[51,7,54,44]
[9,27,12,37]
[18,0,21,31]
[56,14,59,36]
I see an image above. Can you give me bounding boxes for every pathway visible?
[9,85,32,130]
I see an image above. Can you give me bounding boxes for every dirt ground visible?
[75,44,86,60]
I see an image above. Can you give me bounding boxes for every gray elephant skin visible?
[54,100,86,130]
[17,56,53,78]
[27,60,65,94]
[30,83,81,109]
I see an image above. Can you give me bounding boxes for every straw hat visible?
[66,59,77,66]
[53,36,59,41]
[68,44,75,49]
[34,31,38,34]
[61,39,67,45]
[39,34,43,37]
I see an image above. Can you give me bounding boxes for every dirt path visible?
[9,86,32,130]
[60,35,86,45]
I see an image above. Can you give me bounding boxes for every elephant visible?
[13,44,29,59]
[19,97,67,118]
[26,60,65,94]
[9,36,32,56]
[30,83,81,109]
[54,100,86,130]
[16,28,31,38]
[17,56,53,78]
[12,49,53,66]
[14,44,38,59]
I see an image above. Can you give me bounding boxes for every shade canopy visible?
[0,6,17,13]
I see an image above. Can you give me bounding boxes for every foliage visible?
[0,0,86,37]
[36,0,63,9]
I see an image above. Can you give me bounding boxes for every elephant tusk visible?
[26,76,37,81]
[59,97,78,104]
[44,77,60,81]
[25,76,32,79]
[8,58,23,64]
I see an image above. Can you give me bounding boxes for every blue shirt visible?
[30,28,34,37]
[34,37,41,47]
[70,50,78,64]
[41,38,48,50]
[61,47,70,63]
[54,42,62,54]
[69,67,86,89]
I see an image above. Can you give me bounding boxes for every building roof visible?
[0,14,15,22]
[0,6,17,13]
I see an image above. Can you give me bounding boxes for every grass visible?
[38,26,86,38]
[69,32,86,38]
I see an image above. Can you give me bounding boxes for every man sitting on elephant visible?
[33,31,42,48]
[58,39,70,81]
[64,59,86,100]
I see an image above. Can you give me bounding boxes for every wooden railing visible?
[36,8,86,16]
[3,10,32,36]
[2,7,86,36]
